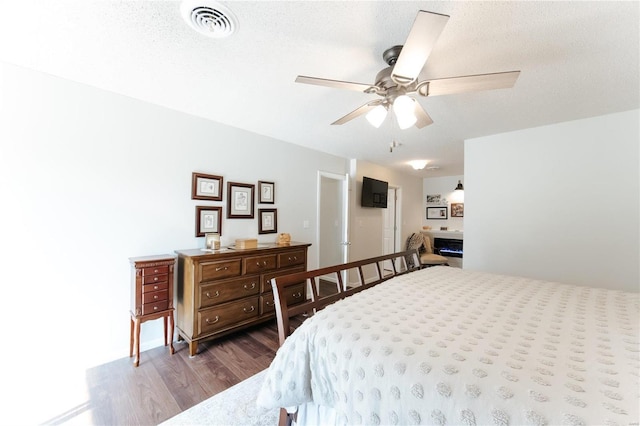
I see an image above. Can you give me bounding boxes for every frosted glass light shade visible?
[366,105,388,128]
[393,95,417,129]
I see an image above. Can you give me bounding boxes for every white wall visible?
[464,109,639,292]
[422,175,465,231]
[349,159,423,263]
[0,61,349,375]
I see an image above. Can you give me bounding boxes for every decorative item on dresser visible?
[129,254,176,367]
[174,242,311,357]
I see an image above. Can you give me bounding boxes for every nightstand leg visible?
[133,318,141,367]
[168,312,175,355]
[189,341,198,357]
[163,316,168,346]
[129,316,134,358]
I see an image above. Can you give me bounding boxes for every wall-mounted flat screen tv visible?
[361,176,389,208]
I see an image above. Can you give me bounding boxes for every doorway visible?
[382,186,401,270]
[317,171,349,278]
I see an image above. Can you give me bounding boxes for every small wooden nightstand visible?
[129,254,176,367]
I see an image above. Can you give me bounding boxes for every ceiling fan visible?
[296,10,520,130]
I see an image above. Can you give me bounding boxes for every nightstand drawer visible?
[278,250,306,268]
[244,254,277,274]
[142,281,168,293]
[198,297,259,335]
[142,289,168,304]
[142,300,168,315]
[200,259,242,282]
[142,273,168,285]
[142,265,169,277]
[199,276,260,308]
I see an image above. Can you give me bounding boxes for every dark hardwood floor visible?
[80,319,289,426]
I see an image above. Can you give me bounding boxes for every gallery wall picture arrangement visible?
[258,181,275,204]
[196,206,222,237]
[191,172,223,201]
[451,203,464,217]
[426,206,448,220]
[227,182,255,218]
[258,208,278,234]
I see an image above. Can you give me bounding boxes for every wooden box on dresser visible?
[175,242,311,356]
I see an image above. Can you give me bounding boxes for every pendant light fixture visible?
[454,180,464,191]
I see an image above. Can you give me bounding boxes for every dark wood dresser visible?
[129,254,176,367]
[175,242,310,356]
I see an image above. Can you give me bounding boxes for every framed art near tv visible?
[451,203,464,217]
[258,181,275,204]
[227,182,255,218]
[195,206,222,237]
[258,208,277,234]
[191,172,223,201]
[426,206,448,220]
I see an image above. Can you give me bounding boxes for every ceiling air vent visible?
[180,0,238,38]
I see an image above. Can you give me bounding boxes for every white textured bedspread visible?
[256,266,639,425]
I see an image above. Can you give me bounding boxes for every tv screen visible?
[361,176,389,208]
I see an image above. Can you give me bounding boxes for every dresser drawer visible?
[244,254,277,274]
[142,265,169,277]
[200,259,242,282]
[142,300,168,315]
[262,266,306,293]
[261,282,305,314]
[197,297,260,336]
[278,250,306,268]
[199,275,260,309]
[142,289,168,304]
[142,273,168,285]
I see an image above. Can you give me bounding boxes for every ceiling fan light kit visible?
[295,10,520,132]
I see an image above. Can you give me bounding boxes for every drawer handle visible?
[153,306,159,310]
[154,277,158,281]
[288,256,298,262]
[244,282,256,290]
[154,295,158,300]
[205,316,220,324]
[153,269,159,273]
[292,292,303,299]
[243,306,255,313]
[153,285,159,290]
[205,290,220,298]
[266,301,273,306]
[215,266,229,272]
[256,261,268,267]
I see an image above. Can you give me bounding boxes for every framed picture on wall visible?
[451,203,464,217]
[258,181,275,204]
[195,206,222,237]
[191,172,223,201]
[426,206,448,220]
[227,182,255,218]
[258,208,277,234]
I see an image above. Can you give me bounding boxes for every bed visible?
[256,250,639,426]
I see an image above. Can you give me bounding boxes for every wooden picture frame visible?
[451,203,464,217]
[258,181,275,204]
[426,206,448,220]
[191,172,223,201]
[258,208,277,234]
[227,182,255,218]
[196,206,222,237]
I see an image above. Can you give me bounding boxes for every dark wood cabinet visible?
[175,242,310,356]
[129,254,176,367]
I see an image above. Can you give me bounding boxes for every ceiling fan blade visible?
[419,71,520,96]
[391,10,449,85]
[414,102,433,128]
[331,100,383,125]
[296,75,374,92]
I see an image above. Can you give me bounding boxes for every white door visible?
[318,172,349,285]
[382,187,396,255]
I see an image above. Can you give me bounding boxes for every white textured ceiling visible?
[0,1,638,177]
